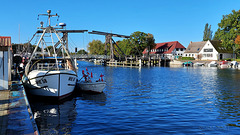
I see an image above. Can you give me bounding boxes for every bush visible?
[223,58,232,61]
[181,57,195,60]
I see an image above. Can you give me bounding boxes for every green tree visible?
[116,39,132,55]
[116,31,156,56]
[130,31,148,55]
[146,33,156,55]
[214,10,240,49]
[87,40,105,55]
[77,49,88,54]
[129,31,156,56]
[203,23,212,41]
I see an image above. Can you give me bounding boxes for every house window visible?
[207,54,213,57]
[176,48,179,51]
[192,54,194,57]
[204,48,213,52]
[180,48,183,51]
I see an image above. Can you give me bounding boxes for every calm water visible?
[29,61,240,134]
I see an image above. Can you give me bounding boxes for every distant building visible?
[183,41,207,59]
[199,40,232,60]
[142,41,186,59]
[183,40,233,60]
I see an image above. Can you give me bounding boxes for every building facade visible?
[142,41,186,59]
[183,41,207,60]
[199,40,232,60]
[184,40,233,60]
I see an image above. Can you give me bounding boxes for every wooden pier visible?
[103,56,170,67]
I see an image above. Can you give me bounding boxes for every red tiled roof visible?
[142,41,185,54]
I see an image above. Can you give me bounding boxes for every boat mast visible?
[39,10,60,69]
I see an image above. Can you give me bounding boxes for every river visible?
[29,61,240,134]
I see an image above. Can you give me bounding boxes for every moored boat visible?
[78,81,106,93]
[23,10,79,100]
[77,69,106,93]
[208,61,218,67]
[194,62,204,67]
[219,61,229,68]
[182,61,193,67]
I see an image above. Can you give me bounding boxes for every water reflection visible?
[214,69,240,128]
[75,91,107,106]
[30,99,77,134]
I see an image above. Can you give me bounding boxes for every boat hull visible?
[78,81,106,93]
[24,70,77,100]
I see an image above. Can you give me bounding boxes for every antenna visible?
[38,10,60,26]
[19,24,20,43]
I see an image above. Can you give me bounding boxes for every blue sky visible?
[0,0,240,51]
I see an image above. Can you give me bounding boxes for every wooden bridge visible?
[73,54,171,67]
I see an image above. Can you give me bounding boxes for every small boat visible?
[77,69,106,93]
[208,61,218,67]
[219,61,229,68]
[230,61,238,68]
[78,81,106,93]
[183,61,193,67]
[194,62,204,67]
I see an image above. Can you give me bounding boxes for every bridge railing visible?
[72,54,166,60]
[72,54,110,59]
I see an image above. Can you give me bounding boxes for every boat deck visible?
[0,81,39,135]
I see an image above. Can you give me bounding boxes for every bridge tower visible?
[89,31,130,61]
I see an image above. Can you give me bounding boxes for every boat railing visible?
[37,63,67,70]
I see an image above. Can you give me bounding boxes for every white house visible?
[199,40,233,60]
[183,41,207,59]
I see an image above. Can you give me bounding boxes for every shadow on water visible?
[28,87,107,134]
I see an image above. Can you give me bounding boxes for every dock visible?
[0,81,39,135]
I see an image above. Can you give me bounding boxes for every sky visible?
[0,0,240,52]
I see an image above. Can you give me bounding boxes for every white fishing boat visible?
[23,10,85,100]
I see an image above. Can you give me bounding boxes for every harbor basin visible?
[29,61,240,134]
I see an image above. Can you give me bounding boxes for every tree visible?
[203,23,212,41]
[87,40,105,55]
[213,10,240,49]
[235,35,240,45]
[129,31,156,56]
[116,39,132,55]
[77,49,88,54]
[130,31,148,55]
[146,33,156,55]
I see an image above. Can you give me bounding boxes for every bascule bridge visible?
[88,30,130,61]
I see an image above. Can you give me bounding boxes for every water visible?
[29,61,240,134]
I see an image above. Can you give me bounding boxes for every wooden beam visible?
[36,30,88,33]
[89,30,130,38]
